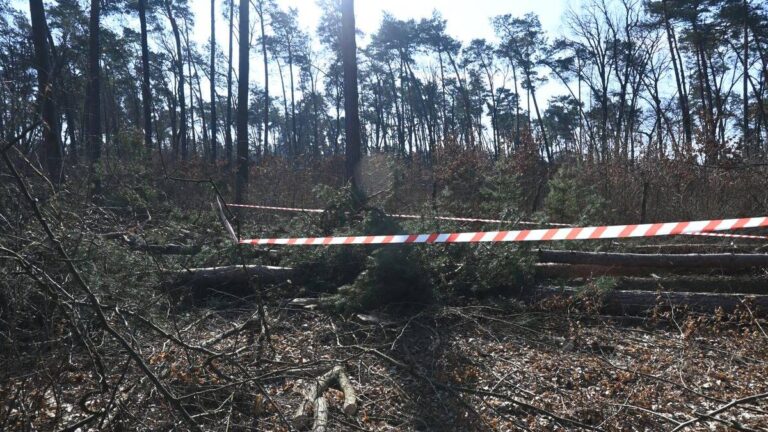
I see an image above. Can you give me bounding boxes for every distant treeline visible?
[2,0,768,182]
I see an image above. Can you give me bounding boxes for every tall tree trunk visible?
[29,0,61,182]
[184,23,197,156]
[743,0,750,155]
[661,0,692,152]
[511,63,521,148]
[138,0,153,153]
[274,55,290,156]
[84,0,101,166]
[165,0,187,159]
[258,1,269,160]
[288,44,298,157]
[341,0,361,189]
[308,64,320,155]
[438,51,448,142]
[523,68,551,162]
[235,0,250,204]
[225,0,234,163]
[192,59,209,151]
[210,0,218,161]
[447,52,474,148]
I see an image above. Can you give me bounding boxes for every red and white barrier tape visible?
[239,216,768,246]
[229,203,324,213]
[228,203,572,226]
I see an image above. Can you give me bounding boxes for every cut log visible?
[313,396,328,432]
[168,265,295,286]
[336,367,357,415]
[292,365,357,430]
[162,265,295,303]
[537,263,674,278]
[531,286,768,316]
[614,275,768,295]
[534,263,760,278]
[535,267,768,294]
[613,243,761,254]
[538,250,768,269]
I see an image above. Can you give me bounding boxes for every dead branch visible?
[671,390,768,431]
[2,150,201,431]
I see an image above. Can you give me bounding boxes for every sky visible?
[187,0,573,47]
[184,0,574,102]
[9,0,576,104]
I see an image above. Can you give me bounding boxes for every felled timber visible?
[162,265,296,302]
[532,263,741,278]
[167,265,296,286]
[538,250,768,269]
[614,243,761,254]
[614,275,768,294]
[293,365,357,431]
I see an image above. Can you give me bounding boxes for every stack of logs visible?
[156,243,768,316]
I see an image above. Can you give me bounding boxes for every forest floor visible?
[4,290,768,431]
[184,294,768,431]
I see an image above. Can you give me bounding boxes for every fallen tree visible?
[538,250,768,269]
[161,265,296,302]
[613,275,768,295]
[533,263,760,278]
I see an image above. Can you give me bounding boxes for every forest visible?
[1,0,768,430]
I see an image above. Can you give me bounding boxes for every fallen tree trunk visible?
[167,265,295,286]
[611,243,761,254]
[538,250,768,269]
[531,286,768,316]
[534,263,758,278]
[614,275,768,295]
[535,263,765,280]
[161,265,296,303]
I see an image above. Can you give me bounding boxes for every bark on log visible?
[538,250,768,269]
[337,367,357,415]
[167,265,295,287]
[292,365,357,430]
[162,265,296,302]
[613,243,761,254]
[313,396,328,432]
[614,275,768,295]
[532,263,753,278]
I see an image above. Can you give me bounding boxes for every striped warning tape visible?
[229,203,572,226]
[229,203,324,213]
[239,216,768,246]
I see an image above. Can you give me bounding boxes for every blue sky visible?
[188,0,572,46]
[9,0,576,104]
[186,0,575,101]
